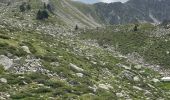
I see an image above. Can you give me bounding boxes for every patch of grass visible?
[32,87,52,93]
[0,34,11,40]
[0,64,5,74]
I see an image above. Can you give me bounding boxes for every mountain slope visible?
[0,0,100,28]
[0,18,170,100]
[0,0,170,99]
[92,0,170,24]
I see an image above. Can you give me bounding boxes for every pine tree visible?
[20,4,26,12]
[36,10,43,20]
[133,24,138,31]
[42,10,49,19]
[75,25,79,30]
[44,3,47,9]
[36,10,49,20]
[47,4,54,14]
[26,4,31,10]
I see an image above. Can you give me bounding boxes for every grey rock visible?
[120,70,135,80]
[116,93,124,97]
[21,46,31,54]
[0,55,13,70]
[76,73,83,77]
[133,76,140,82]
[0,78,7,83]
[69,63,84,72]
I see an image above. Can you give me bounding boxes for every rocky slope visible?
[0,0,100,28]
[92,0,170,24]
[0,0,170,100]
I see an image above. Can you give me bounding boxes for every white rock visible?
[76,73,83,77]
[161,77,170,82]
[133,76,140,81]
[134,65,142,69]
[116,93,124,97]
[117,63,131,70]
[50,62,60,66]
[69,63,84,72]
[91,61,97,64]
[0,55,13,70]
[98,84,113,90]
[152,78,159,83]
[0,78,7,83]
[22,46,31,53]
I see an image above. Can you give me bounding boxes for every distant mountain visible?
[1,0,170,27]
[91,0,170,25]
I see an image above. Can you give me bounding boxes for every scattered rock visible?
[89,85,98,92]
[21,46,31,53]
[134,65,142,70]
[161,77,170,82]
[50,62,60,66]
[152,78,159,83]
[133,86,143,91]
[98,83,113,90]
[69,63,84,72]
[117,63,131,70]
[0,55,13,70]
[120,70,135,80]
[76,73,83,77]
[116,93,124,97]
[0,78,7,83]
[91,61,97,65]
[133,76,140,82]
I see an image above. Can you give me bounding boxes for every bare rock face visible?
[0,55,13,70]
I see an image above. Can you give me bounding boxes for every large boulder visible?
[0,55,13,70]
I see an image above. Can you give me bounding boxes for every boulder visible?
[21,46,31,53]
[0,78,7,83]
[69,63,84,72]
[120,70,135,80]
[152,78,159,83]
[76,73,83,77]
[0,55,13,70]
[134,65,142,70]
[116,93,124,97]
[161,77,170,82]
[98,84,113,90]
[133,76,140,82]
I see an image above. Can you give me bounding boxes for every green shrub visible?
[11,92,32,99]
[0,34,11,39]
[44,80,65,88]
[32,87,52,93]
[0,65,5,74]
[0,84,10,92]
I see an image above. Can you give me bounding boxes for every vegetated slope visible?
[0,0,100,28]
[0,17,170,100]
[0,0,170,99]
[3,0,170,26]
[80,23,170,72]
